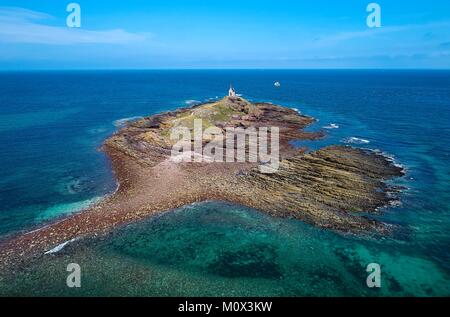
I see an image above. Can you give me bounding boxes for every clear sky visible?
[0,0,450,69]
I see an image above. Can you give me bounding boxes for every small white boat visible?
[274,81,281,87]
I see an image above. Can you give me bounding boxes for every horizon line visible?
[1,67,450,72]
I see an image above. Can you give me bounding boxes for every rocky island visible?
[0,95,404,269]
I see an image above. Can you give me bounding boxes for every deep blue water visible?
[0,70,449,296]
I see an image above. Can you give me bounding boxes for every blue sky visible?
[0,0,450,69]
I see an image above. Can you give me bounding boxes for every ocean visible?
[0,70,449,296]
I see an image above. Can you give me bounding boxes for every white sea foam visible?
[185,100,201,106]
[342,137,370,145]
[323,123,339,129]
[44,238,79,255]
[113,116,142,128]
[389,200,403,207]
[292,108,300,114]
[369,149,405,170]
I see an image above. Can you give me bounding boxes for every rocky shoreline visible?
[0,96,404,270]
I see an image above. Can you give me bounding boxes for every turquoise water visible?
[0,70,449,296]
[1,202,448,296]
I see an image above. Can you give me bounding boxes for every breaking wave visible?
[113,116,143,128]
[323,123,339,129]
[44,237,79,255]
[342,137,370,145]
[185,100,202,106]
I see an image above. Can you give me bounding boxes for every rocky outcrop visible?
[104,96,403,233]
[0,96,404,269]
